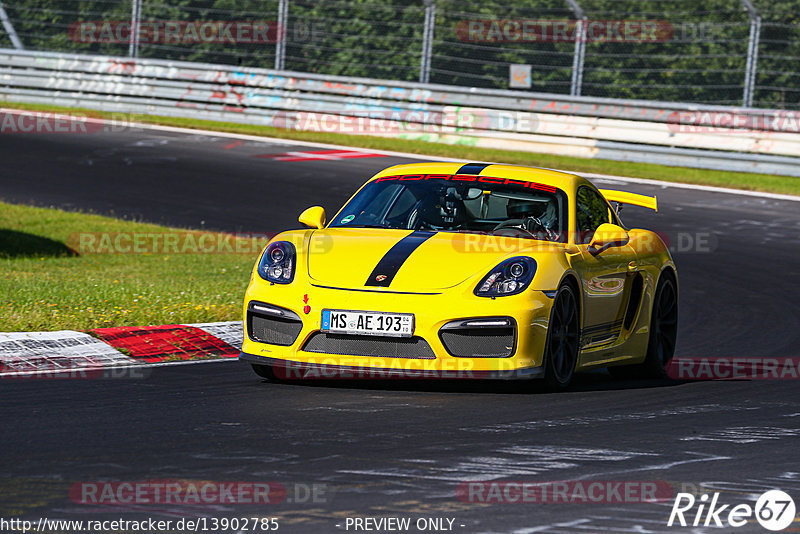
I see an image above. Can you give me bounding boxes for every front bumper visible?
[241,279,554,379]
[240,351,544,380]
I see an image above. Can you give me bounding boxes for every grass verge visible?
[3,101,800,196]
[0,201,257,331]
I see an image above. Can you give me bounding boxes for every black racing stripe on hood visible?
[365,231,436,287]
[456,162,491,175]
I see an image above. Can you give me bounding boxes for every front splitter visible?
[239,351,544,380]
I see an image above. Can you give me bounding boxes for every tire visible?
[608,272,678,379]
[542,283,581,391]
[251,363,279,381]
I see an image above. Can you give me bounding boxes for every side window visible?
[576,187,611,244]
[386,187,417,220]
[356,184,402,221]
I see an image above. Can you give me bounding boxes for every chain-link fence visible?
[1,0,799,109]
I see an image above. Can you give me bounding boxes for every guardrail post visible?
[419,0,435,83]
[0,1,24,50]
[740,0,760,108]
[565,0,586,96]
[275,0,289,70]
[128,0,141,57]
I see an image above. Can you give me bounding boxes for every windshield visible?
[329,175,568,242]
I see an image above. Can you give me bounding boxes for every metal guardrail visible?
[2,49,800,177]
[4,0,799,109]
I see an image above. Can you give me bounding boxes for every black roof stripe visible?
[456,163,491,175]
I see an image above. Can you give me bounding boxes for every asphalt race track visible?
[2,126,800,533]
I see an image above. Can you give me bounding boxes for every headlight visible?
[474,257,536,297]
[258,241,296,284]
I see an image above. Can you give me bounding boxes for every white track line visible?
[578,171,800,202]
[119,357,238,369]
[135,121,800,203]
[2,108,797,202]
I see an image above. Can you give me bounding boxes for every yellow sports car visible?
[239,162,678,390]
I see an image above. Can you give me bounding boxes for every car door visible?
[572,186,637,351]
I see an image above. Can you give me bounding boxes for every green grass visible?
[0,201,256,331]
[3,101,800,196]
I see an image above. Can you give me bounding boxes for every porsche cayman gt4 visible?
[239,162,678,389]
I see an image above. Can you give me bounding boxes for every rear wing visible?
[599,189,658,212]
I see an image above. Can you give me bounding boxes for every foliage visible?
[2,0,799,107]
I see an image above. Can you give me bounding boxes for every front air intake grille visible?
[439,318,516,358]
[302,333,436,359]
[247,302,303,346]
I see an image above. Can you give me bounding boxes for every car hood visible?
[305,228,564,292]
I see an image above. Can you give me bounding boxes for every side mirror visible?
[588,223,629,256]
[298,206,326,229]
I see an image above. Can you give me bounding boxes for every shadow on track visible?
[247,371,685,395]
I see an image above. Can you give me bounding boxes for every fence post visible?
[565,0,585,96]
[419,0,435,83]
[275,0,289,70]
[0,1,24,49]
[128,0,141,57]
[740,0,760,107]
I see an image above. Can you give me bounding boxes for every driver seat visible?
[506,199,542,219]
[409,191,467,229]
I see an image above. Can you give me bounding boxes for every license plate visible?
[321,309,414,337]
